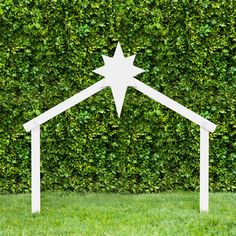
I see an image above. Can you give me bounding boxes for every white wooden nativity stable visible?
[23,42,217,214]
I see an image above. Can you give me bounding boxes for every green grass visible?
[0,191,235,236]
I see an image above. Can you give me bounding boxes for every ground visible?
[0,191,235,235]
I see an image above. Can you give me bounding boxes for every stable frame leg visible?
[31,126,40,213]
[200,127,209,212]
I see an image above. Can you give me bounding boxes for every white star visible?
[93,42,145,117]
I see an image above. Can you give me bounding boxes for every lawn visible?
[0,191,235,236]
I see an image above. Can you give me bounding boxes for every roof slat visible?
[133,79,217,132]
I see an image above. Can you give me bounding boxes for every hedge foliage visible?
[0,0,235,193]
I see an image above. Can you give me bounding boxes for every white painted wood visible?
[23,43,217,214]
[31,126,40,213]
[23,79,106,132]
[200,127,209,212]
[133,79,216,133]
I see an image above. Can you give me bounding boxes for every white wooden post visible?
[31,126,40,213]
[200,127,209,212]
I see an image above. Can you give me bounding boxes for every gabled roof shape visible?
[23,77,216,132]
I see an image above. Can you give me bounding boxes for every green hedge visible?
[0,0,235,193]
